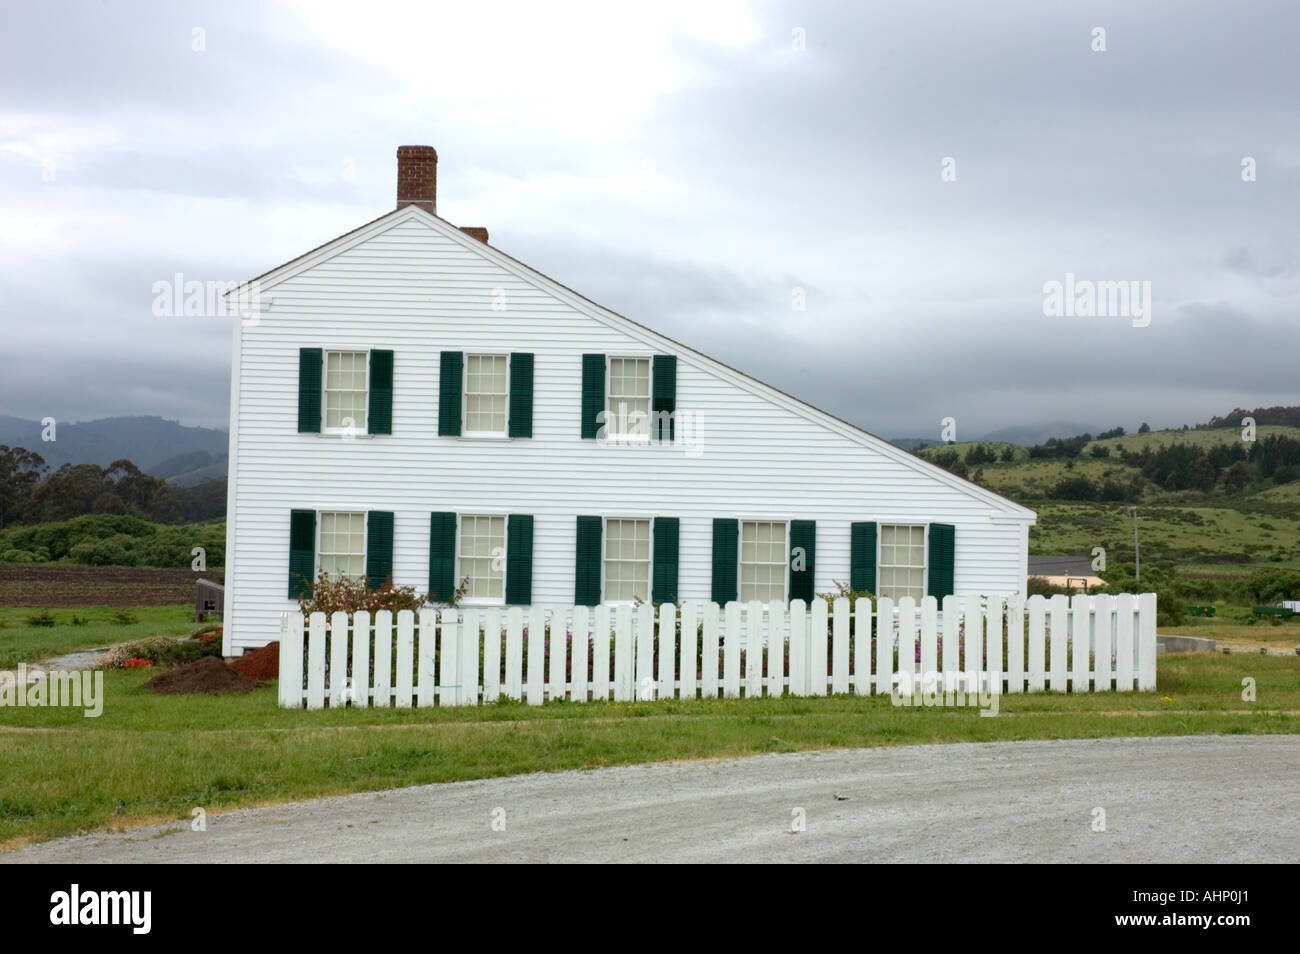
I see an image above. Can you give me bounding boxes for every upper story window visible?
[607,357,651,439]
[319,511,366,580]
[460,514,506,601]
[878,524,925,601]
[604,518,651,601]
[325,351,368,432]
[464,354,508,436]
[740,520,786,603]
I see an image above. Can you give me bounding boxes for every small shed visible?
[195,579,225,622]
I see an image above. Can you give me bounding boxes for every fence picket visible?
[986,596,1003,695]
[962,596,982,694]
[941,595,958,693]
[329,610,349,707]
[1138,593,1157,690]
[572,606,589,703]
[592,605,611,702]
[305,613,328,709]
[526,607,546,705]
[1092,595,1114,691]
[637,602,656,701]
[505,607,524,701]
[875,597,894,696]
[680,602,698,700]
[278,612,304,708]
[1115,594,1134,691]
[417,609,436,706]
[1027,595,1046,691]
[482,608,502,703]
[1005,597,1024,694]
[722,602,741,698]
[613,604,634,701]
[461,608,480,706]
[768,601,786,697]
[440,609,459,706]
[788,600,807,696]
[1070,596,1091,692]
[744,601,763,698]
[832,597,850,694]
[548,609,567,702]
[701,602,720,698]
[919,596,938,690]
[395,610,415,707]
[854,598,872,695]
[659,604,677,701]
[898,597,917,690]
[1048,595,1068,691]
[372,610,392,707]
[809,597,828,696]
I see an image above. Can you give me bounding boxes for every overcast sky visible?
[2,0,1297,440]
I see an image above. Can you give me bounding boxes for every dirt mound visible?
[230,641,280,682]
[141,656,262,695]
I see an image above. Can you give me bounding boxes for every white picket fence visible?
[276,593,1157,708]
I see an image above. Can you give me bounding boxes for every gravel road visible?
[6,735,1297,863]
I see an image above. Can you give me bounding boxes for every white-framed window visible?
[740,520,787,603]
[606,356,651,439]
[879,524,926,601]
[459,514,506,601]
[464,354,508,436]
[325,350,368,431]
[318,511,366,580]
[604,518,651,602]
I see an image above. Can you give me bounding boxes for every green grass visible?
[0,606,198,669]
[1,653,1296,847]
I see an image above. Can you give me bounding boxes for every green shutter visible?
[438,351,463,436]
[711,518,739,605]
[428,512,457,601]
[368,349,393,434]
[365,511,394,589]
[297,348,322,433]
[652,517,680,604]
[927,523,956,599]
[505,514,534,605]
[789,520,816,602]
[574,516,603,606]
[581,354,605,439]
[850,521,878,594]
[508,353,534,438]
[288,509,316,599]
[652,354,676,441]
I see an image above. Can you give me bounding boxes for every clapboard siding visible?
[224,211,1034,651]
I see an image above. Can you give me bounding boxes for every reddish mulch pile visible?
[141,656,262,695]
[230,641,280,682]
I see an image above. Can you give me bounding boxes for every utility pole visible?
[1128,506,1142,582]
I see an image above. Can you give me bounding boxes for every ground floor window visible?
[740,520,787,602]
[319,511,366,579]
[460,514,506,600]
[604,518,651,601]
[878,524,925,601]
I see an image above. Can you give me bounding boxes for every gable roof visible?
[229,205,1036,522]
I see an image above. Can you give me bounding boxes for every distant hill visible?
[978,421,1100,446]
[0,415,228,477]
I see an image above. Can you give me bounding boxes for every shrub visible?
[24,610,56,627]
[0,549,39,563]
[67,538,130,567]
[297,571,456,619]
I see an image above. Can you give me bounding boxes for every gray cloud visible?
[1,0,1297,436]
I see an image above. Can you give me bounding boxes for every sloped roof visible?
[229,204,1036,521]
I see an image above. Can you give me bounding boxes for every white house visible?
[221,145,1036,655]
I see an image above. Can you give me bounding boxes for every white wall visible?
[224,211,1034,652]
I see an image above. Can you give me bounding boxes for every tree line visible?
[0,445,226,529]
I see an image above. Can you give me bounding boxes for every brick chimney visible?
[459,226,489,243]
[396,145,437,214]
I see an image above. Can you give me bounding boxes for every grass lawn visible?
[1,652,1297,848]
[0,605,200,669]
